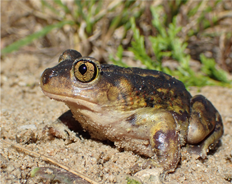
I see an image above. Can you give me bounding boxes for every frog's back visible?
[100,64,191,112]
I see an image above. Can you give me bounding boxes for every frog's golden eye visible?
[73,58,98,83]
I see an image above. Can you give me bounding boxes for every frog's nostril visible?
[41,68,55,85]
[41,70,48,85]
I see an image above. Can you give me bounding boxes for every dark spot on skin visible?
[207,121,214,131]
[151,91,156,95]
[135,91,140,95]
[126,114,137,126]
[41,70,51,85]
[139,85,146,91]
[145,97,155,107]
[214,115,223,133]
[171,110,189,122]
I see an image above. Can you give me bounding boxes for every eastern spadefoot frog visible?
[40,49,223,173]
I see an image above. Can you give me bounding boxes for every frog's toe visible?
[187,143,208,158]
[187,139,221,159]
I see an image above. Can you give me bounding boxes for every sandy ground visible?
[1,53,232,184]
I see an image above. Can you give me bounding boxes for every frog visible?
[40,49,223,174]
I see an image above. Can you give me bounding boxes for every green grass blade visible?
[53,0,70,14]
[41,0,60,15]
[74,0,85,19]
[1,20,74,55]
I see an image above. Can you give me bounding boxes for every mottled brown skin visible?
[40,49,223,174]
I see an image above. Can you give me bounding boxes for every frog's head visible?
[40,49,140,113]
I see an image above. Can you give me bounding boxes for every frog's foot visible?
[56,110,89,137]
[149,111,181,173]
[130,159,162,174]
[42,110,90,142]
[187,95,223,158]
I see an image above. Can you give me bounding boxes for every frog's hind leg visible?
[149,111,181,173]
[187,95,223,158]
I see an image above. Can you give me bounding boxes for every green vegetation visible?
[127,14,230,87]
[1,20,74,55]
[126,177,142,184]
[1,0,231,87]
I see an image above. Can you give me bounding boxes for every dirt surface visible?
[1,1,232,183]
[1,53,232,184]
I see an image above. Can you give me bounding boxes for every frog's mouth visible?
[42,90,137,131]
[42,91,102,113]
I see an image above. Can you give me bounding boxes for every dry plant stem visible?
[92,0,123,23]
[1,139,99,184]
[182,1,207,35]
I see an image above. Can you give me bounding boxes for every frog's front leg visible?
[187,95,223,158]
[149,111,180,172]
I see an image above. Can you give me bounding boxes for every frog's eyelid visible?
[58,49,82,63]
[74,57,97,63]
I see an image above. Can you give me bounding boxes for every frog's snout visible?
[41,68,54,86]
[40,63,73,95]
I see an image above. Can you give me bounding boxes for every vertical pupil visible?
[79,64,87,75]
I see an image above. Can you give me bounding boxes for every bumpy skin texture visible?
[40,49,223,173]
